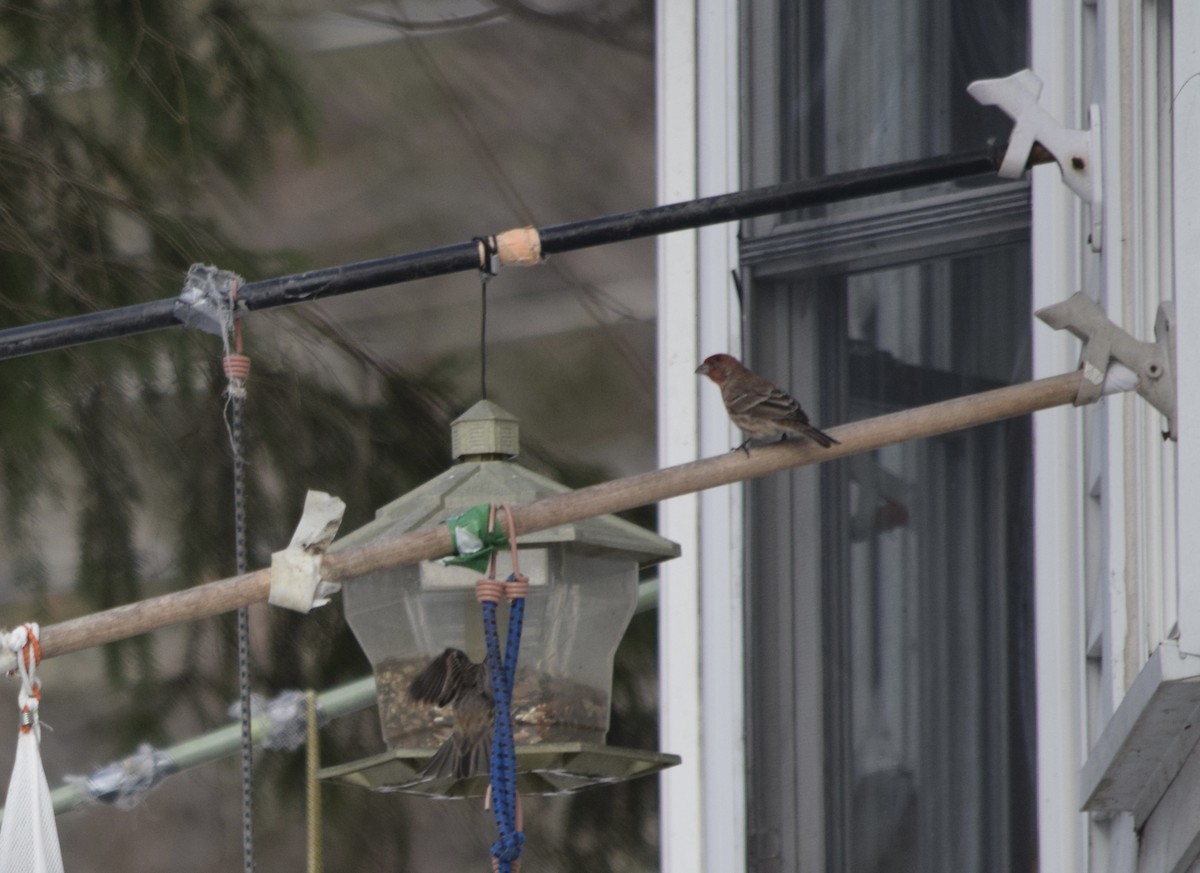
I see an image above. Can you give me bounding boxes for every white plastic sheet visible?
[0,625,63,873]
[0,731,62,873]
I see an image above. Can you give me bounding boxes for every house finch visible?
[696,353,839,454]
[408,647,493,780]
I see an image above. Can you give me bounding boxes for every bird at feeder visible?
[407,648,493,780]
[696,353,839,454]
[325,399,681,797]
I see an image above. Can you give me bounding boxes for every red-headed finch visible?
[696,353,839,454]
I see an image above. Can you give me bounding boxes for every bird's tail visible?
[800,422,840,448]
[420,732,492,781]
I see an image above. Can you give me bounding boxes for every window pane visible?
[745,246,1036,873]
[778,0,1027,180]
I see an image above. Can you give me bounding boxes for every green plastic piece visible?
[442,503,508,571]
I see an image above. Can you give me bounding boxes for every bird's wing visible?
[468,662,495,703]
[725,384,809,424]
[409,648,468,706]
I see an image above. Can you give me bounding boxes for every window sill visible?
[1081,641,1200,826]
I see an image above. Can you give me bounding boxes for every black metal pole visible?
[0,146,1001,361]
[537,146,1001,254]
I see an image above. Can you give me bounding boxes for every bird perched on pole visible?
[696,353,839,454]
[409,647,493,780]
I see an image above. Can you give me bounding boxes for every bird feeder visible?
[318,400,680,797]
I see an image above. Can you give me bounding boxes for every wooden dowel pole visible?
[42,570,273,661]
[506,370,1082,539]
[31,369,1083,665]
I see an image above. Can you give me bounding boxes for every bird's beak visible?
[695,362,711,375]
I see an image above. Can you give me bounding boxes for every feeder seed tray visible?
[316,742,681,798]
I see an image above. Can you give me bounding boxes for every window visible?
[740,2,1031,870]
[745,250,1035,872]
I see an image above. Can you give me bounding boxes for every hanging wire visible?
[233,424,254,873]
[476,236,498,401]
[222,282,256,873]
[480,274,489,400]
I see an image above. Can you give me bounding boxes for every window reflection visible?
[743,0,1031,865]
[745,247,1036,873]
[838,251,1033,873]
[779,1,1027,180]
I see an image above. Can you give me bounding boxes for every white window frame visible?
[656,2,745,873]
[1171,5,1200,656]
[1033,2,1200,873]
[1029,4,1089,872]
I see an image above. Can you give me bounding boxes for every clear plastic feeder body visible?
[342,545,638,751]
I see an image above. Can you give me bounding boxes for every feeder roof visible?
[336,400,679,567]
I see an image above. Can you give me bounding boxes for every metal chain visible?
[230,389,255,873]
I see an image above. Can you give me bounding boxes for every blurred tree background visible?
[0,1,661,870]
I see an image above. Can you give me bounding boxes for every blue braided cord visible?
[495,576,527,867]
[503,574,526,700]
[481,601,511,807]
[491,831,525,865]
[481,597,520,872]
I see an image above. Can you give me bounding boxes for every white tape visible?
[269,491,346,613]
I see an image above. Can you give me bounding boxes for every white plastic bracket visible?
[1037,292,1177,440]
[269,490,347,613]
[968,68,1103,252]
